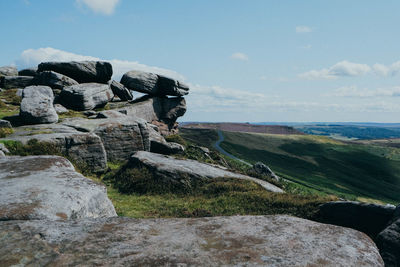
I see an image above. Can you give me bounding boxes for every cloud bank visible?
[76,0,120,15]
[328,86,400,98]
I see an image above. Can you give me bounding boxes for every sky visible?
[1,0,400,123]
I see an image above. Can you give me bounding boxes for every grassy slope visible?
[218,131,400,204]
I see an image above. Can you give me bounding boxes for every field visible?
[180,128,400,204]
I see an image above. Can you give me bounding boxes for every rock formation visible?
[20,86,58,124]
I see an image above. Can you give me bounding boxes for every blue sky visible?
[1,0,400,122]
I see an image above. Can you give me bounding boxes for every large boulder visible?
[253,162,280,182]
[32,71,78,90]
[120,70,189,96]
[1,124,108,173]
[0,215,383,266]
[0,76,33,89]
[20,86,58,124]
[317,201,396,238]
[0,66,18,77]
[18,67,37,76]
[38,61,113,83]
[62,117,150,162]
[109,80,133,101]
[376,217,400,267]
[129,151,284,193]
[60,83,113,111]
[0,155,116,221]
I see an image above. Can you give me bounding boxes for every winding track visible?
[214,130,252,166]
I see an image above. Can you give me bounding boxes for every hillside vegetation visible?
[180,128,400,204]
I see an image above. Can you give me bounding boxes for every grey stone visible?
[0,215,383,266]
[149,126,184,155]
[317,201,396,238]
[0,66,18,77]
[32,71,78,90]
[20,86,58,124]
[0,155,116,221]
[376,217,400,267]
[63,117,150,162]
[38,61,113,83]
[120,70,158,95]
[18,67,37,76]
[60,83,113,111]
[54,104,69,114]
[0,76,33,89]
[2,124,108,173]
[120,70,189,96]
[253,162,280,181]
[0,119,12,128]
[96,109,127,119]
[109,80,133,101]
[0,143,9,154]
[0,151,4,157]
[130,151,284,192]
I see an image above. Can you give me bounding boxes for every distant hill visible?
[181,122,304,135]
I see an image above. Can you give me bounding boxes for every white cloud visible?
[296,26,312,33]
[16,47,184,81]
[299,61,371,80]
[231,52,249,61]
[76,0,120,15]
[328,85,400,98]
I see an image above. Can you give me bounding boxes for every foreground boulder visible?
[109,80,133,101]
[2,124,107,172]
[0,155,116,220]
[63,117,150,161]
[0,215,383,266]
[38,61,113,83]
[60,83,113,111]
[317,201,396,238]
[20,86,58,124]
[0,76,33,89]
[32,70,78,90]
[121,70,189,96]
[0,66,18,77]
[130,151,284,192]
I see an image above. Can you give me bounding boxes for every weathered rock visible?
[54,104,69,114]
[63,117,150,161]
[20,86,58,124]
[60,83,113,111]
[109,80,133,101]
[38,61,113,83]
[32,70,78,90]
[149,126,184,155]
[376,217,400,267]
[317,201,396,238]
[121,70,189,96]
[18,67,37,76]
[0,119,12,128]
[0,143,9,154]
[253,162,280,181]
[120,70,158,94]
[0,215,383,266]
[0,76,33,89]
[0,151,5,157]
[0,66,18,77]
[157,74,189,96]
[2,124,108,173]
[130,151,284,192]
[0,155,116,221]
[116,96,187,133]
[96,109,127,119]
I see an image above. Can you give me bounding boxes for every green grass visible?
[217,131,400,204]
[0,89,21,119]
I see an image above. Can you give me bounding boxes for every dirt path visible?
[214,130,252,167]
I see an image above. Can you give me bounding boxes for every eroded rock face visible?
[377,218,400,267]
[32,71,78,90]
[0,66,18,77]
[0,215,383,266]
[0,119,12,128]
[149,126,184,155]
[121,70,189,97]
[253,162,280,182]
[20,86,58,124]
[0,76,33,89]
[63,117,150,162]
[109,80,133,101]
[60,83,113,111]
[317,201,396,238]
[130,151,284,193]
[18,67,37,76]
[0,155,116,221]
[38,61,113,83]
[2,124,108,173]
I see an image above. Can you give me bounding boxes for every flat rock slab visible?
[131,151,284,193]
[0,215,383,266]
[0,155,116,221]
